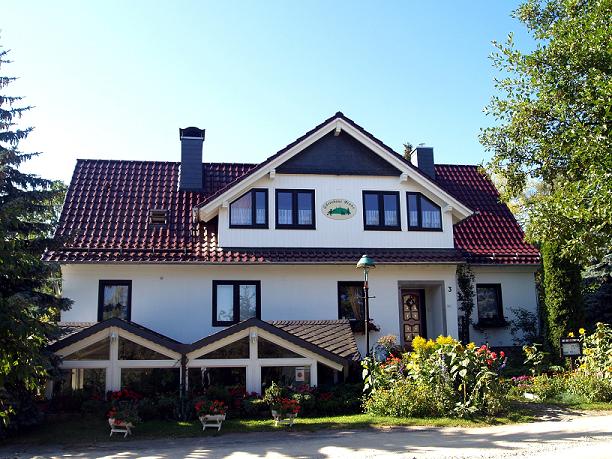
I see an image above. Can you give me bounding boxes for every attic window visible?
[149,209,168,225]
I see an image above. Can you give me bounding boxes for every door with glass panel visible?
[400,289,426,348]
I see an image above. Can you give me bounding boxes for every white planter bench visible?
[271,410,297,427]
[108,418,133,437]
[199,414,226,431]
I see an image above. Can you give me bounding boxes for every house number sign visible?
[322,199,357,220]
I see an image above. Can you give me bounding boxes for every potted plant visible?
[264,383,300,426]
[195,399,227,431]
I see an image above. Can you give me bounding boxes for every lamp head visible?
[356,254,376,270]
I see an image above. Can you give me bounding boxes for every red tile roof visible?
[44,116,539,266]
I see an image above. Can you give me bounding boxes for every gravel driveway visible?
[2,413,611,459]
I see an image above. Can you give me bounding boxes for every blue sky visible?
[2,0,530,183]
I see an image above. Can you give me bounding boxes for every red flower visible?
[500,351,505,358]
[491,352,497,359]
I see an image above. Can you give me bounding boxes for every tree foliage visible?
[541,242,584,354]
[582,253,612,328]
[0,45,70,427]
[480,0,612,263]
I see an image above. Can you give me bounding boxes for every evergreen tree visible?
[0,45,70,428]
[541,242,583,354]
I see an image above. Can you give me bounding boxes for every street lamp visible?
[356,254,376,356]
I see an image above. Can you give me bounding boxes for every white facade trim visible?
[198,117,472,222]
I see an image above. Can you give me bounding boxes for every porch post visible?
[310,360,318,387]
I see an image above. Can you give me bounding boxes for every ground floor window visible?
[54,368,106,397]
[121,368,180,396]
[187,367,246,394]
[261,365,311,391]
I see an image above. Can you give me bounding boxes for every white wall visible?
[61,263,460,355]
[469,266,539,347]
[218,174,455,249]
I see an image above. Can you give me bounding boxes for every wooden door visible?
[401,289,426,348]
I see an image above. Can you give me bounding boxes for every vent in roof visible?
[149,209,168,225]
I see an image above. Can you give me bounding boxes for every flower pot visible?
[108,418,134,437]
[199,413,226,431]
[271,410,297,427]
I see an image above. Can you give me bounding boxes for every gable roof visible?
[43,116,539,266]
[196,112,472,221]
[188,318,358,365]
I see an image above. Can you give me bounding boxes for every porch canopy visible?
[49,318,359,394]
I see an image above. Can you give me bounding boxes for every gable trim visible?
[197,114,472,222]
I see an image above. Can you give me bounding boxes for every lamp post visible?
[356,254,376,356]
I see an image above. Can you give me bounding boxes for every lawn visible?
[3,407,535,447]
[4,401,610,447]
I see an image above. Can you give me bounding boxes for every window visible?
[149,209,168,225]
[275,189,315,229]
[338,282,365,321]
[362,191,401,230]
[98,280,132,321]
[198,337,250,359]
[230,189,268,228]
[258,338,303,358]
[407,192,442,230]
[64,339,110,360]
[212,281,261,326]
[476,284,505,326]
[118,337,171,360]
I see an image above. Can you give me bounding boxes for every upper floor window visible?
[98,280,132,321]
[230,189,268,228]
[338,282,364,321]
[362,191,400,230]
[212,280,261,326]
[476,284,505,326]
[407,192,442,230]
[275,189,315,229]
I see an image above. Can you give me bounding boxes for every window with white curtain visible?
[229,189,268,228]
[362,191,400,230]
[275,189,315,229]
[406,192,442,230]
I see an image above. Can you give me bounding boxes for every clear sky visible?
[2,0,531,183]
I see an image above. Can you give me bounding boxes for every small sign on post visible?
[560,337,582,370]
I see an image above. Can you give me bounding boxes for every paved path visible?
[2,414,612,459]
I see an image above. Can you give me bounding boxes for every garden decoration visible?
[270,398,300,426]
[195,399,227,431]
[107,407,137,437]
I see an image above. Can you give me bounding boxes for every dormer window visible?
[149,209,168,225]
[230,189,268,228]
[362,191,400,231]
[275,189,316,229]
[407,192,442,230]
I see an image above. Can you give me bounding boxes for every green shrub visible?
[80,399,108,417]
[528,374,568,400]
[363,335,509,418]
[364,379,443,417]
[566,373,612,403]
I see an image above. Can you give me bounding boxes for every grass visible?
[3,409,535,447]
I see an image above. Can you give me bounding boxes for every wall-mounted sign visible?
[295,367,305,382]
[322,199,357,220]
[560,338,582,358]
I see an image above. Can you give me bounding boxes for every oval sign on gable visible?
[322,199,357,220]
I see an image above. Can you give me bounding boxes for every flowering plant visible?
[107,404,140,425]
[194,399,227,417]
[276,397,300,416]
[108,389,142,402]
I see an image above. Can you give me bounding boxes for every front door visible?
[400,289,427,348]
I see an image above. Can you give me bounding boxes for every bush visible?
[363,335,509,418]
[364,379,444,417]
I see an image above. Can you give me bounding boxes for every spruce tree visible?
[0,45,71,428]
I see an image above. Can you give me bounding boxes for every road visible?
[2,414,611,459]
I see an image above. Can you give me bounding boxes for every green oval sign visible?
[322,199,357,220]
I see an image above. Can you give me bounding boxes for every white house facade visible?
[45,112,540,396]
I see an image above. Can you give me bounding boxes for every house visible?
[45,112,540,396]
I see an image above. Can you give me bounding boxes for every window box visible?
[362,191,401,231]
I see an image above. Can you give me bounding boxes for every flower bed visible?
[363,335,509,418]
